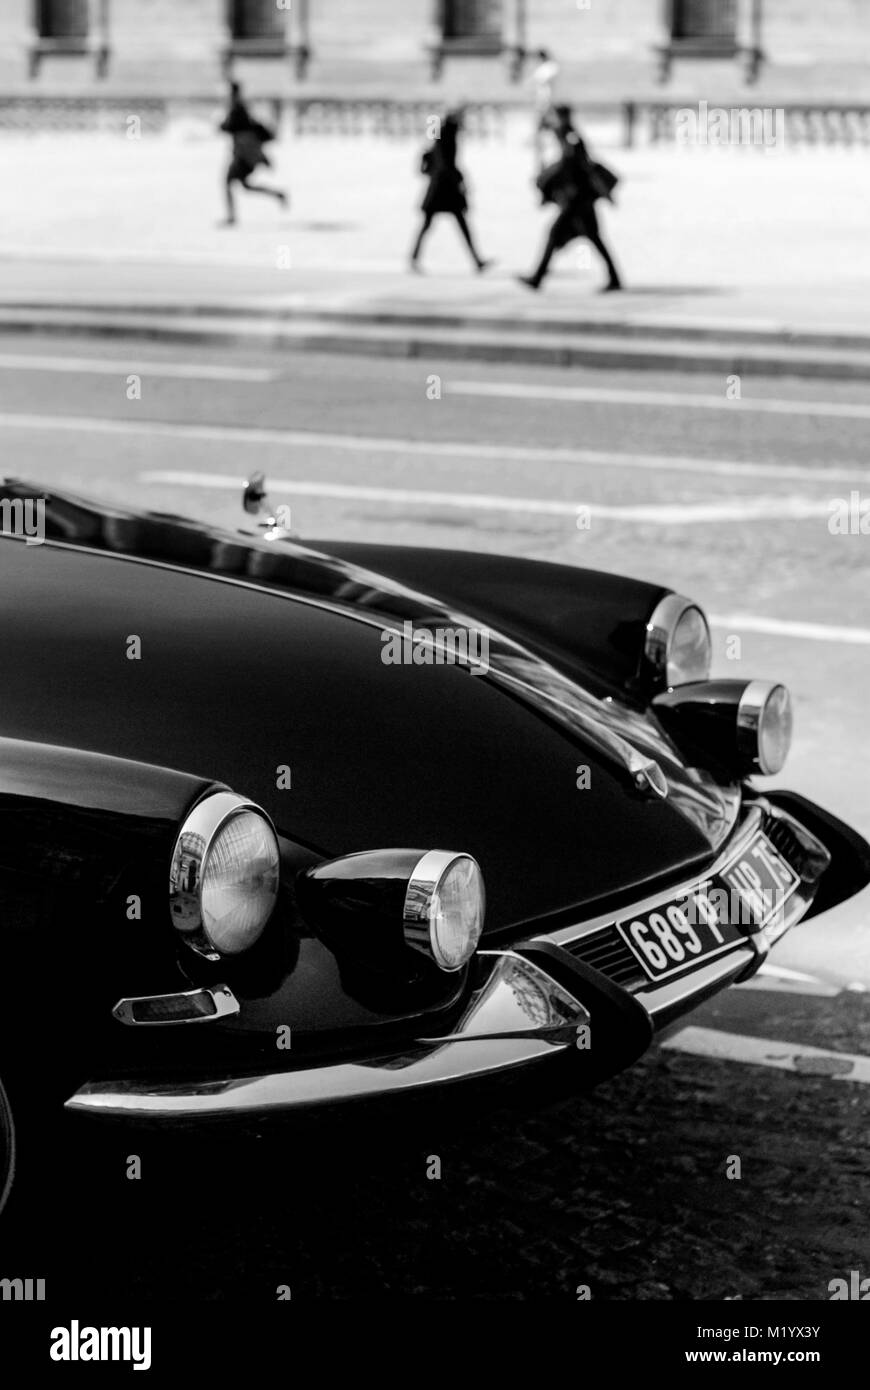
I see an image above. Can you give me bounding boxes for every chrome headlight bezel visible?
[169,791,280,959]
[402,850,486,973]
[736,680,794,776]
[643,593,712,692]
[652,678,794,779]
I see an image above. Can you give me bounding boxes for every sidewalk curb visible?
[8,299,870,354]
[2,306,869,380]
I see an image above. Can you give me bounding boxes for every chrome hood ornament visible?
[242,471,296,542]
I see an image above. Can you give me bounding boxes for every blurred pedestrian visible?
[527,48,561,169]
[410,110,492,274]
[219,81,287,227]
[518,106,622,293]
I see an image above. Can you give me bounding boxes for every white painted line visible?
[662,1026,870,1082]
[139,468,827,527]
[0,352,276,382]
[758,964,831,983]
[0,410,867,487]
[709,612,870,646]
[738,973,841,998]
[449,378,870,422]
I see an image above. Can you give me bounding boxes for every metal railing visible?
[0,95,510,140]
[0,96,867,148]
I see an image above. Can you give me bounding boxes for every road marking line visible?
[139,468,829,527]
[758,964,831,983]
[709,613,870,645]
[0,353,276,382]
[0,410,867,487]
[738,974,841,998]
[449,378,870,422]
[662,1026,870,1082]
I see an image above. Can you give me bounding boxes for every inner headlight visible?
[170,791,280,958]
[644,594,712,691]
[403,851,486,972]
[738,681,793,775]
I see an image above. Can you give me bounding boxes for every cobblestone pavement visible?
[30,985,868,1302]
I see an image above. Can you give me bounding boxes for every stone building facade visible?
[0,1,867,93]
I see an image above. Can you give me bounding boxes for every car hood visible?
[0,509,739,935]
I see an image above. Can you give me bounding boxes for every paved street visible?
[2,330,868,1301]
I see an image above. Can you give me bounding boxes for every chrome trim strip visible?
[636,947,755,1019]
[66,951,589,1119]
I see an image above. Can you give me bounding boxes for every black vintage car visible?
[1,475,869,1221]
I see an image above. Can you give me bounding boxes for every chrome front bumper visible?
[64,799,846,1123]
[65,950,596,1121]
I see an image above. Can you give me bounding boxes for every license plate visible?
[615,830,801,983]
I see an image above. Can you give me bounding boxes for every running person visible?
[219,82,287,226]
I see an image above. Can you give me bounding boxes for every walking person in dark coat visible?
[410,110,492,273]
[517,105,622,293]
[219,81,288,226]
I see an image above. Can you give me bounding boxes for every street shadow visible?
[608,285,728,297]
[292,220,360,232]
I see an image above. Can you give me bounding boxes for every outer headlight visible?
[403,851,486,972]
[653,678,793,779]
[297,847,486,975]
[737,680,793,775]
[644,594,712,691]
[170,791,280,958]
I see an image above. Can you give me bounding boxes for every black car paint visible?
[0,482,866,1102]
[307,538,672,702]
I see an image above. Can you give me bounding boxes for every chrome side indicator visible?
[112,985,240,1027]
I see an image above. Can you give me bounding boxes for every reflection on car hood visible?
[0,482,740,931]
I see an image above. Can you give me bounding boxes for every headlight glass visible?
[201,810,280,954]
[667,604,712,688]
[430,855,485,971]
[404,851,485,971]
[758,683,793,775]
[170,792,280,957]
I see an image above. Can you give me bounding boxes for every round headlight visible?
[170,792,280,957]
[645,594,712,691]
[737,681,793,775]
[403,851,485,972]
